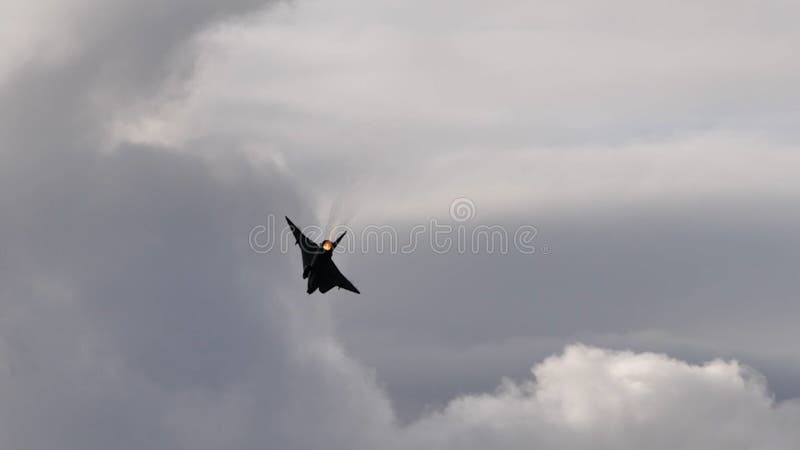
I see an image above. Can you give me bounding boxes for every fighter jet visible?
[286,217,360,295]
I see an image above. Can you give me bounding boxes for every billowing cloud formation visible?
[407,345,800,450]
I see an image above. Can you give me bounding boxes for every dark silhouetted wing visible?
[286,217,319,269]
[317,260,360,294]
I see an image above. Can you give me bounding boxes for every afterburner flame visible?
[322,240,333,251]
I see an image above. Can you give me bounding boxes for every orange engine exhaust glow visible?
[322,240,333,251]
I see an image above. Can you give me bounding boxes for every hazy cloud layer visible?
[2,0,799,449]
[114,0,800,217]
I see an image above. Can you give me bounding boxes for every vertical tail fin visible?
[332,231,347,250]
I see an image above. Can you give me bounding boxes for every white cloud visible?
[403,344,800,450]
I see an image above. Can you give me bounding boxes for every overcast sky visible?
[2,0,800,448]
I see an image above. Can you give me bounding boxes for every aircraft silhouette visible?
[286,217,360,294]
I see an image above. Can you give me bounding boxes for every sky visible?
[1,0,799,448]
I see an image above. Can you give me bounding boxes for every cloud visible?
[1,0,799,449]
[0,0,386,448]
[333,200,800,420]
[405,345,800,450]
[110,0,800,220]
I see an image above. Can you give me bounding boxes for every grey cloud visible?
[333,201,800,420]
[132,0,800,226]
[161,0,800,155]
[0,0,384,448]
[3,0,800,449]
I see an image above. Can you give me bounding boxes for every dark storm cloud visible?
[0,1,353,448]
[0,145,301,449]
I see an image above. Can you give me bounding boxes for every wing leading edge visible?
[286,216,319,270]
